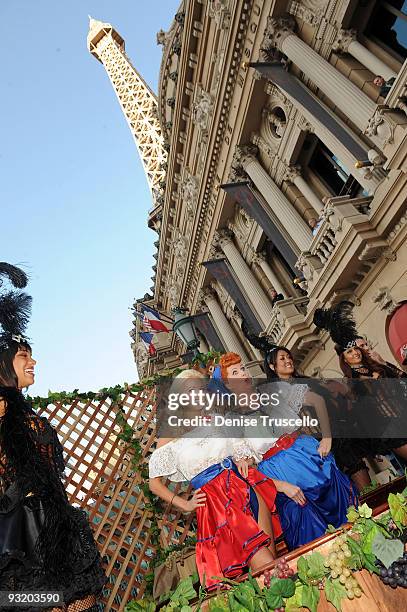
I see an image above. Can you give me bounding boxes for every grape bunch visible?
[324,534,362,599]
[378,551,407,588]
[263,557,294,587]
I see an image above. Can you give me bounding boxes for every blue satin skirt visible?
[257,435,358,550]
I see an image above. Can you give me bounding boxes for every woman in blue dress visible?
[252,346,357,550]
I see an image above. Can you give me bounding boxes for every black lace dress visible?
[0,400,106,611]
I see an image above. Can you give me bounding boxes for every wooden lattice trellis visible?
[36,388,194,611]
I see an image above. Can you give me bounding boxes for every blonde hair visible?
[175,369,206,380]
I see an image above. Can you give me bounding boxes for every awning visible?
[386,302,407,365]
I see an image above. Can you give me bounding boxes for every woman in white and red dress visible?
[148,369,282,591]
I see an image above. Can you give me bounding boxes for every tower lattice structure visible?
[87,18,167,205]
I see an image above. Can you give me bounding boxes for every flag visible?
[140,332,156,356]
[134,310,153,332]
[139,304,170,332]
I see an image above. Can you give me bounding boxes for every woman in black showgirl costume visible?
[0,263,106,611]
[314,301,407,486]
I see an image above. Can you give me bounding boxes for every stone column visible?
[197,332,209,354]
[233,146,311,252]
[216,230,272,328]
[230,309,263,362]
[252,251,286,296]
[333,29,397,82]
[201,289,248,358]
[262,17,377,132]
[283,165,324,215]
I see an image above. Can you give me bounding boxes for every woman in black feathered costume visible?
[313,301,407,488]
[0,264,106,611]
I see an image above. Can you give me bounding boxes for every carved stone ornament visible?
[261,15,296,56]
[295,252,315,282]
[156,29,168,45]
[207,0,231,30]
[135,341,150,377]
[251,249,266,267]
[199,287,215,305]
[232,144,258,176]
[283,164,301,183]
[170,228,188,259]
[372,287,404,315]
[332,29,357,54]
[288,0,326,26]
[321,204,343,233]
[167,277,182,308]
[215,228,234,250]
[192,89,214,131]
[364,110,394,146]
[181,170,199,216]
[251,133,276,158]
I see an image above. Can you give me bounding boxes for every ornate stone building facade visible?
[103,1,407,378]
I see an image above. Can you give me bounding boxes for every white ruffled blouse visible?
[148,423,255,482]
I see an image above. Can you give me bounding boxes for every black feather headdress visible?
[241,318,279,354]
[0,262,28,289]
[0,263,31,352]
[313,301,360,354]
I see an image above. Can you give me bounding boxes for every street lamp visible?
[172,307,201,357]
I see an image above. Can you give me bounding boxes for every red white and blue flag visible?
[138,304,170,333]
[140,332,157,356]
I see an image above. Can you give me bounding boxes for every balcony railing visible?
[295,194,382,293]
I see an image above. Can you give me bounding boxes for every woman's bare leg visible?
[393,444,407,461]
[254,490,276,558]
[248,546,275,573]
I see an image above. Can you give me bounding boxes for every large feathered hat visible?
[0,263,31,352]
[241,318,279,355]
[313,301,360,354]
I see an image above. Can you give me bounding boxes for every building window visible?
[308,142,365,198]
[367,0,407,62]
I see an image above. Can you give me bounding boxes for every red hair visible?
[219,352,241,381]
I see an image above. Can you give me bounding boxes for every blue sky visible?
[0,0,178,395]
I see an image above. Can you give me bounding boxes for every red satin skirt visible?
[195,467,281,590]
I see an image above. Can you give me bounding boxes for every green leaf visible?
[264,577,295,609]
[325,524,338,534]
[232,583,256,612]
[301,584,320,612]
[180,607,193,612]
[388,492,407,527]
[269,577,296,598]
[371,532,404,569]
[208,594,229,611]
[306,551,327,580]
[358,503,373,519]
[346,506,359,523]
[325,577,347,612]
[285,584,304,611]
[361,523,382,555]
[125,600,156,612]
[297,555,309,583]
[169,576,196,603]
[227,592,250,612]
[347,535,380,574]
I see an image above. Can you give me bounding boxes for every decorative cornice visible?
[260,15,296,59]
[332,29,357,54]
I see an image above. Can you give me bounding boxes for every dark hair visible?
[339,346,387,378]
[0,339,32,387]
[264,346,301,380]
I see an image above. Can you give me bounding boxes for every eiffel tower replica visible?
[87,17,167,210]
